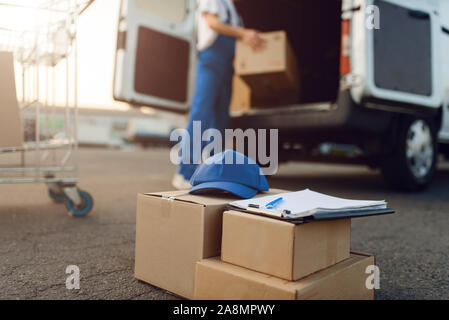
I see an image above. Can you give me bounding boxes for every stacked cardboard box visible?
[195,254,374,300]
[194,211,375,300]
[229,76,251,112]
[221,211,351,281]
[231,31,300,111]
[135,190,374,300]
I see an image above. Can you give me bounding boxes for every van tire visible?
[381,116,438,191]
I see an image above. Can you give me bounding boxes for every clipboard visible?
[226,205,395,225]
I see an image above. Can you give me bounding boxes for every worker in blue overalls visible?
[173,0,264,189]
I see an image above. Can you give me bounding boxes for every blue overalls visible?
[178,2,236,180]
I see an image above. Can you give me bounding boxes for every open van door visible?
[113,0,197,113]
[360,0,441,110]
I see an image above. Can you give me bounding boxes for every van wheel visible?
[381,117,438,191]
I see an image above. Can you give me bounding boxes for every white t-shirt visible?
[197,0,242,51]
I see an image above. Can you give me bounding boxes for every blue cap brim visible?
[189,181,259,199]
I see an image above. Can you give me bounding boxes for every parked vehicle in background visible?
[113,0,449,190]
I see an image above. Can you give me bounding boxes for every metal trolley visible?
[0,0,95,216]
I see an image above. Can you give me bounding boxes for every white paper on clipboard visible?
[229,189,387,219]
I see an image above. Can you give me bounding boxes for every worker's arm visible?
[203,12,264,50]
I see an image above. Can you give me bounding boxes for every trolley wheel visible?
[48,188,66,203]
[65,190,94,217]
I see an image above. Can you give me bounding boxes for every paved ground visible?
[0,147,448,300]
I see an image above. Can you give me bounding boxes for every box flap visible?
[141,189,289,206]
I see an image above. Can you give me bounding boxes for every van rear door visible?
[360,0,441,109]
[113,0,196,113]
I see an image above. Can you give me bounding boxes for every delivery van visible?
[113,0,449,190]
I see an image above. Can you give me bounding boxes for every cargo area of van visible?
[234,0,342,106]
[113,0,449,191]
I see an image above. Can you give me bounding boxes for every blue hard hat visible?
[189,150,269,199]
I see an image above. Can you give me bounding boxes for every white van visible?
[113,0,449,190]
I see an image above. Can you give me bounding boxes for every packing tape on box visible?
[160,193,190,218]
[161,196,176,219]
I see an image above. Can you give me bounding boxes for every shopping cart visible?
[0,0,95,217]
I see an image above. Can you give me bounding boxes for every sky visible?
[76,0,128,109]
[0,0,128,109]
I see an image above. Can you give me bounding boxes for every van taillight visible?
[340,19,351,76]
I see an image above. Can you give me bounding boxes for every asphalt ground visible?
[0,147,448,300]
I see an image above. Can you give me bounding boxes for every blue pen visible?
[265,197,283,210]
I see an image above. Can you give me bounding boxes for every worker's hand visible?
[242,29,265,51]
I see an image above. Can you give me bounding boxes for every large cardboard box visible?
[221,210,351,281]
[235,31,299,107]
[229,76,251,112]
[0,51,23,148]
[135,189,285,299]
[194,253,374,300]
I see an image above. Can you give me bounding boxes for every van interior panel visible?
[235,0,342,104]
[373,0,432,96]
[134,26,190,103]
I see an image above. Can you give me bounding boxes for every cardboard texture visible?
[229,76,251,112]
[194,253,374,300]
[135,189,286,299]
[235,31,299,107]
[0,51,23,148]
[221,211,351,281]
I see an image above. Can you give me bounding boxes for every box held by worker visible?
[0,51,23,149]
[194,253,374,300]
[135,189,285,299]
[221,210,351,281]
[235,30,299,108]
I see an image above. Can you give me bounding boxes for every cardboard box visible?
[235,31,299,107]
[194,253,374,300]
[135,189,285,299]
[0,51,23,148]
[229,76,251,112]
[221,211,351,281]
